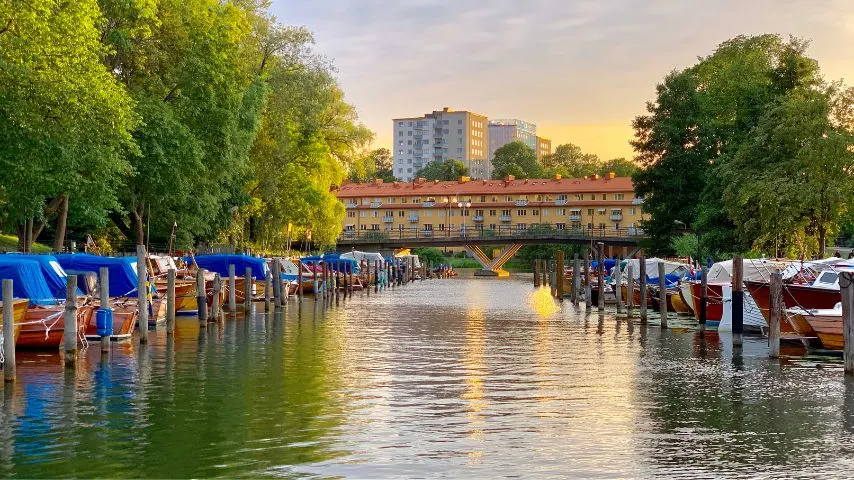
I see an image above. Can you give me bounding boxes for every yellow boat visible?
[0,298,28,345]
[669,289,693,315]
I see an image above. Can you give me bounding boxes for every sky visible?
[271,0,854,161]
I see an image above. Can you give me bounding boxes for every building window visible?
[359,211,366,218]
[438,224,445,231]
[398,210,405,217]
[587,208,594,216]
[423,224,433,231]
[602,194,606,200]
[407,131,412,136]
[408,121,413,126]
[518,209,527,216]
[347,211,355,218]
[458,129,462,134]
[442,120,449,125]
[398,130,403,136]
[372,211,378,217]
[532,209,539,216]
[556,223,566,230]
[502,209,511,216]
[630,207,636,215]
[424,210,431,217]
[407,140,412,145]
[615,193,625,200]
[557,208,566,216]
[542,209,549,216]
[489,209,496,216]
[575,194,583,201]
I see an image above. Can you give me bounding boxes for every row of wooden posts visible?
[533,244,854,376]
[2,246,438,382]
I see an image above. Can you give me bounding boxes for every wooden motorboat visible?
[745,280,841,320]
[788,305,843,350]
[82,305,138,341]
[18,304,92,349]
[669,289,692,314]
[0,299,28,345]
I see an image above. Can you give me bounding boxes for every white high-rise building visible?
[392,107,490,181]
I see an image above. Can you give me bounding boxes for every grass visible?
[445,257,484,269]
[0,234,52,253]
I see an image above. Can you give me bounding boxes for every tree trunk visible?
[25,217,33,253]
[818,226,826,259]
[132,209,145,246]
[15,223,25,252]
[53,195,69,252]
[32,195,65,243]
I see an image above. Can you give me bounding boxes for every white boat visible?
[717,285,768,334]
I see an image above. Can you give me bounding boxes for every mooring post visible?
[841,271,854,376]
[228,264,236,312]
[626,264,634,317]
[272,259,281,308]
[100,267,112,351]
[211,274,222,319]
[658,261,668,328]
[768,269,783,358]
[533,259,540,287]
[278,260,287,307]
[375,260,379,293]
[298,260,304,301]
[583,255,592,311]
[196,268,207,323]
[314,263,321,301]
[615,262,623,315]
[572,255,580,305]
[556,250,565,300]
[699,266,708,331]
[265,270,272,312]
[365,262,370,297]
[166,269,175,336]
[244,266,252,314]
[3,279,16,382]
[639,257,648,324]
[64,274,78,364]
[597,242,605,312]
[136,245,149,343]
[732,255,744,347]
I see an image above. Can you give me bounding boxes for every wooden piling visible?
[244,266,252,313]
[626,264,634,317]
[136,245,149,343]
[298,260,304,300]
[64,274,78,364]
[658,261,668,328]
[597,242,605,312]
[196,268,207,323]
[572,255,580,305]
[732,255,744,346]
[375,260,380,293]
[533,260,540,287]
[3,279,16,382]
[166,269,175,336]
[228,264,236,312]
[583,255,592,310]
[277,260,287,307]
[639,257,647,324]
[556,250,565,300]
[699,266,708,332]
[100,267,112,351]
[768,269,783,358]
[211,274,221,319]
[272,259,281,307]
[615,262,623,315]
[841,271,854,375]
[365,262,370,297]
[265,270,272,312]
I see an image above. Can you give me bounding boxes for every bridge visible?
[336,224,646,276]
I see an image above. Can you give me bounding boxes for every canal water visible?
[3,275,854,478]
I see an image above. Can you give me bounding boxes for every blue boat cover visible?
[191,254,268,280]
[0,260,59,305]
[0,254,77,299]
[55,254,140,297]
[300,255,359,274]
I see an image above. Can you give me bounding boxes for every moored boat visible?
[788,304,843,350]
[0,299,28,345]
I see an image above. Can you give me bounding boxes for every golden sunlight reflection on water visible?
[527,286,560,318]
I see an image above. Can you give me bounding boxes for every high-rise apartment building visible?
[488,119,550,166]
[392,107,489,181]
[536,136,552,162]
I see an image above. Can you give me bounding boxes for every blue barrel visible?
[96,308,113,336]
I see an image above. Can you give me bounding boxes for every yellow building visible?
[334,173,644,238]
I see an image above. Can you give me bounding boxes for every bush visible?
[412,247,444,265]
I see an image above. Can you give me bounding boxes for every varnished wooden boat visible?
[0,299,28,345]
[82,305,138,341]
[799,312,842,350]
[669,290,692,314]
[745,280,841,320]
[18,305,93,349]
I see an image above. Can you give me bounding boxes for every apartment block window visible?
[398,140,403,146]
[443,129,449,134]
[630,207,637,215]
[602,194,607,200]
[360,224,367,230]
[532,209,539,216]
[587,223,593,229]
[398,149,404,155]
[542,209,549,216]
[398,210,405,217]
[423,139,429,144]
[359,211,366,218]
[575,194,583,201]
[423,224,433,231]
[398,130,403,136]
[401,197,408,204]
[480,195,486,202]
[489,223,496,230]
[615,193,625,200]
[558,208,566,216]
[407,131,412,136]
[599,223,606,229]
[408,149,412,154]
[424,210,431,217]
[407,168,412,173]
[489,209,496,216]
[517,209,527,216]
[505,195,513,202]
[556,223,566,230]
[587,208,594,216]
[438,224,445,231]
[502,209,511,216]
[458,119,463,124]
[371,224,379,230]
[372,211,378,218]
[408,121,413,126]
[407,140,412,145]
[458,129,462,134]
[347,211,355,218]
[443,120,449,125]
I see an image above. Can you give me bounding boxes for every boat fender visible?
[96,308,113,337]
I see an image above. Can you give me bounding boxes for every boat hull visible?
[19,305,92,349]
[802,314,842,350]
[744,280,841,320]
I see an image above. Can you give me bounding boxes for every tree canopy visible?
[414,159,469,181]
[491,141,543,179]
[631,34,852,258]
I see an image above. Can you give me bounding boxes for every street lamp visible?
[458,200,471,236]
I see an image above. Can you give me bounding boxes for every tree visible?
[349,148,395,183]
[491,141,542,179]
[414,159,468,181]
[598,158,638,177]
[541,143,599,177]
[0,0,139,251]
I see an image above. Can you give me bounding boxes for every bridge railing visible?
[338,224,646,243]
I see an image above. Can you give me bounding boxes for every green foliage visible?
[670,233,699,258]
[631,34,841,258]
[414,159,468,181]
[492,141,543,179]
[412,247,444,266]
[542,143,599,177]
[598,158,638,177]
[349,148,396,183]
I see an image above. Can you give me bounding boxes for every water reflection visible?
[1,277,854,477]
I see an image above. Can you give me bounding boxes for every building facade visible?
[488,119,538,161]
[393,107,489,181]
[535,136,552,162]
[335,173,644,238]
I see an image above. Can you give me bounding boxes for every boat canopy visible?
[192,254,269,280]
[621,258,688,282]
[706,259,790,283]
[55,253,140,297]
[0,254,75,299]
[394,254,422,269]
[0,259,61,305]
[340,251,385,264]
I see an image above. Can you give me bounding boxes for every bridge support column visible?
[464,244,523,277]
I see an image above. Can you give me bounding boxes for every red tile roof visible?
[335,176,634,198]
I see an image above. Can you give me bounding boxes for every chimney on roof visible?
[553,173,562,180]
[482,179,487,185]
[503,175,515,182]
[458,176,470,184]
[590,174,599,180]
[373,178,383,185]
[607,171,616,180]
[524,179,529,184]
[434,179,440,184]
